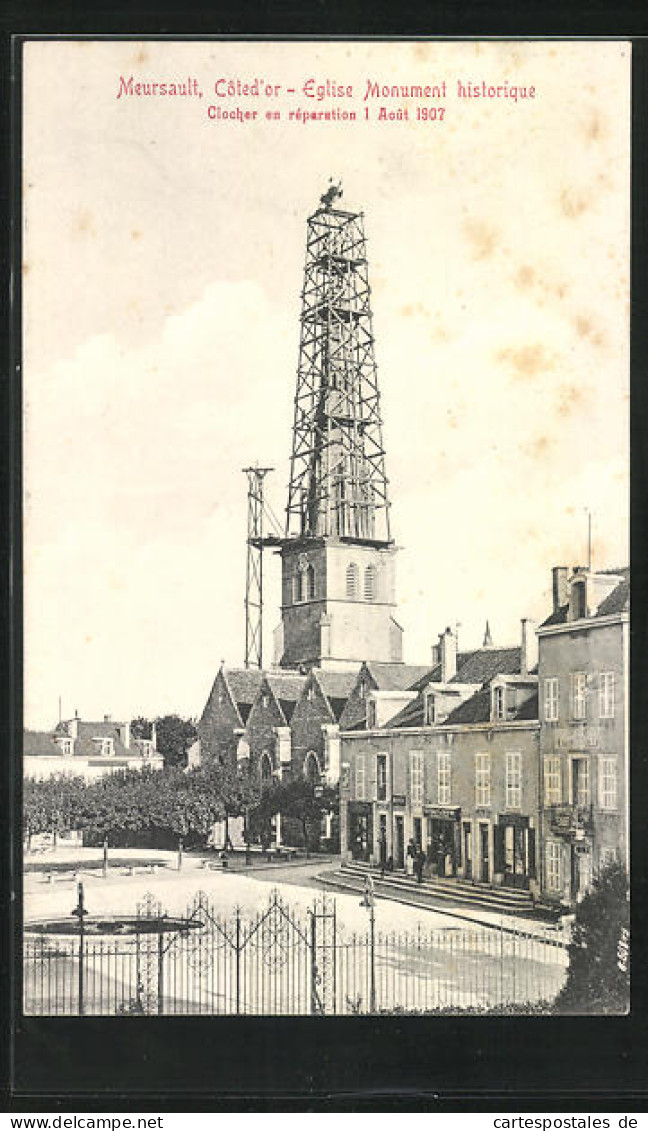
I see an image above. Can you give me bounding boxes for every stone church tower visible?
[274,187,403,671]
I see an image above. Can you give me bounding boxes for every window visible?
[355,753,366,800]
[99,738,114,757]
[410,750,423,806]
[364,564,377,602]
[57,738,74,757]
[571,672,587,720]
[306,564,315,600]
[475,753,491,807]
[600,758,617,810]
[425,695,436,725]
[599,672,615,719]
[493,686,505,721]
[304,751,321,784]
[376,754,387,801]
[544,758,562,805]
[573,757,590,807]
[366,700,376,729]
[506,752,522,809]
[573,580,587,619]
[138,739,153,759]
[545,841,562,891]
[346,562,359,599]
[292,574,300,604]
[544,678,559,722]
[437,750,451,805]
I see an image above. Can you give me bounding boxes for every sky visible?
[23,39,630,729]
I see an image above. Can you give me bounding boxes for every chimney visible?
[151,720,157,750]
[431,641,441,667]
[440,626,457,683]
[68,715,79,740]
[552,566,570,613]
[520,619,531,676]
[120,721,131,749]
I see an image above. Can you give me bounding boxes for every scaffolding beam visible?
[243,466,273,669]
[286,203,392,543]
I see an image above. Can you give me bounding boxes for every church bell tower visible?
[275,184,403,670]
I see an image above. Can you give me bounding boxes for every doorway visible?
[413,817,422,850]
[394,815,405,869]
[463,822,472,880]
[349,806,372,862]
[480,823,490,882]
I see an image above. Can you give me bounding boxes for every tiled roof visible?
[443,687,492,725]
[382,698,425,728]
[596,578,629,617]
[267,672,308,701]
[515,690,539,720]
[313,669,359,699]
[24,722,144,760]
[380,646,529,730]
[365,662,431,691]
[407,648,520,693]
[540,568,630,627]
[225,669,265,706]
[24,730,59,756]
[225,669,307,708]
[450,647,522,684]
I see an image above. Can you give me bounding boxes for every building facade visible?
[24,714,162,781]
[339,629,542,891]
[537,565,629,906]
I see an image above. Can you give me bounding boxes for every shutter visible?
[493,825,506,873]
[528,828,536,879]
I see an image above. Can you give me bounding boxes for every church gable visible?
[198,668,243,763]
[244,677,288,762]
[338,663,376,730]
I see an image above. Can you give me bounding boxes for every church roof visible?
[365,661,431,691]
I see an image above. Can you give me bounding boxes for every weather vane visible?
[320,178,343,209]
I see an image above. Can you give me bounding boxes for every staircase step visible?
[338,861,555,917]
[341,860,533,904]
[319,869,562,929]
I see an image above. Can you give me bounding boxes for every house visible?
[24,713,163,781]
[537,565,629,906]
[339,622,542,891]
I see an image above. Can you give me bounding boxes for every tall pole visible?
[72,881,87,1015]
[243,466,273,670]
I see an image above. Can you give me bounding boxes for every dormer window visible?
[57,737,74,757]
[493,686,506,721]
[98,738,114,757]
[138,739,154,759]
[572,578,587,620]
[425,695,436,725]
[367,699,377,728]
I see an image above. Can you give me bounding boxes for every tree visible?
[198,757,261,849]
[554,858,630,1014]
[255,778,338,855]
[154,715,198,768]
[130,716,152,740]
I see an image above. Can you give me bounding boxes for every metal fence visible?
[24,889,568,1016]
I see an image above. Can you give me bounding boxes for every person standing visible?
[379,830,387,878]
[406,838,416,877]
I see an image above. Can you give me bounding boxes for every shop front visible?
[424,806,461,878]
[494,814,536,889]
[348,801,373,862]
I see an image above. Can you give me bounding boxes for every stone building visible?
[339,625,541,890]
[24,713,162,781]
[537,565,629,906]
